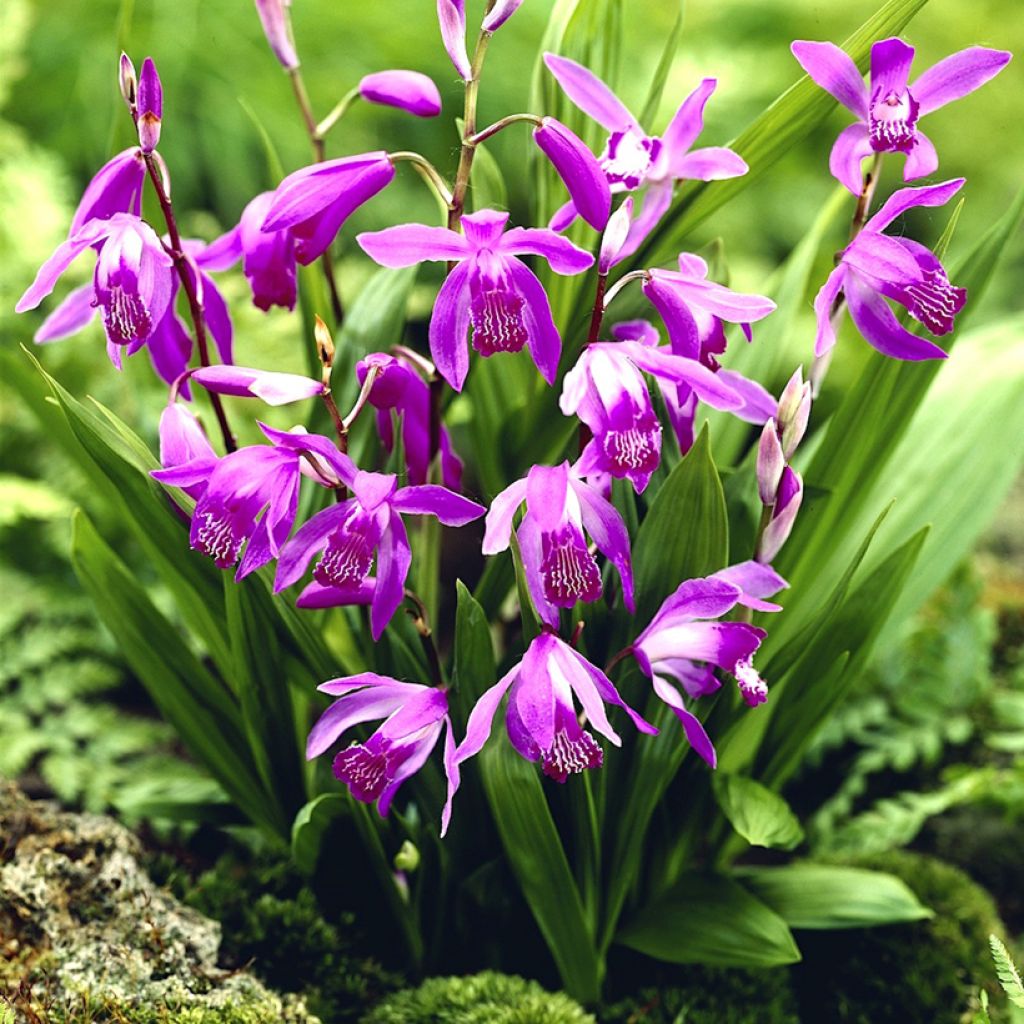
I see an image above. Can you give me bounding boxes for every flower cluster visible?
[13,6,1009,838]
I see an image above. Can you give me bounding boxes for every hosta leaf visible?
[617,873,801,967]
[713,774,804,850]
[739,864,932,929]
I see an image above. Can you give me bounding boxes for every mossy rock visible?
[359,971,595,1024]
[791,850,1007,1024]
[601,964,799,1023]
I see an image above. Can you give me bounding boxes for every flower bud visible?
[394,840,421,873]
[119,53,137,109]
[254,0,299,70]
[534,117,611,231]
[191,365,324,405]
[758,467,803,563]
[777,368,811,459]
[756,418,785,506]
[314,315,335,369]
[598,199,633,275]
[136,57,163,153]
[482,0,524,32]
[359,70,442,118]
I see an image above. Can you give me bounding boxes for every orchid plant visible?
[13,0,1023,1005]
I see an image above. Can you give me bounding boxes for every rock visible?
[0,780,319,1023]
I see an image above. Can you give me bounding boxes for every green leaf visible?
[617,873,801,967]
[452,580,497,722]
[480,739,600,1002]
[637,2,685,127]
[990,934,1024,1009]
[291,793,348,875]
[632,0,933,266]
[712,774,804,851]
[633,424,728,621]
[738,864,933,929]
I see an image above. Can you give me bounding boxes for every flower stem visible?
[404,589,445,687]
[448,29,493,232]
[466,111,541,147]
[143,154,236,453]
[587,273,608,346]
[313,87,360,141]
[602,270,647,310]
[390,151,454,208]
[287,66,345,325]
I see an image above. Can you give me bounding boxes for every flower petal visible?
[370,509,412,640]
[359,70,442,118]
[455,665,519,764]
[437,0,472,80]
[500,227,594,274]
[613,341,743,411]
[870,37,916,96]
[829,122,874,196]
[903,130,939,181]
[912,46,1011,116]
[671,146,748,181]
[357,223,470,267]
[533,118,611,231]
[791,40,869,118]
[845,275,948,360]
[34,284,97,343]
[481,477,528,554]
[306,687,407,759]
[662,78,717,157]
[864,177,965,233]
[391,485,485,526]
[16,220,107,312]
[813,265,847,357]
[429,260,473,391]
[543,53,637,133]
[571,477,635,611]
[651,675,717,767]
[274,501,353,591]
[505,259,562,386]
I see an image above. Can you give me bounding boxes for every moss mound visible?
[359,971,595,1024]
[792,850,1006,1023]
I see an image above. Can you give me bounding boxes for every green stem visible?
[314,86,361,141]
[448,29,493,232]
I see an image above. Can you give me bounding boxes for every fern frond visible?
[990,934,1024,1009]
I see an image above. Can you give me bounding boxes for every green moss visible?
[792,850,1007,1024]
[37,994,312,1023]
[359,972,595,1024]
[601,965,799,1024]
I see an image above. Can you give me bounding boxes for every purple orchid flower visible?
[483,461,633,628]
[814,179,966,360]
[356,353,463,490]
[18,212,175,362]
[358,209,593,391]
[254,0,299,70]
[560,338,742,492]
[191,365,324,405]
[533,118,611,230]
[455,630,657,784]
[757,466,803,564]
[543,54,747,256]
[157,403,217,502]
[359,71,442,118]
[261,153,396,265]
[204,191,299,312]
[69,148,146,236]
[792,38,1011,196]
[631,574,775,764]
[307,672,459,833]
[136,57,162,154]
[274,451,485,640]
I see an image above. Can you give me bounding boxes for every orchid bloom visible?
[307,672,458,833]
[356,353,463,490]
[455,631,657,783]
[358,210,593,391]
[254,0,299,70]
[204,191,299,312]
[261,153,396,265]
[533,118,611,230]
[543,54,747,256]
[68,148,146,236]
[157,403,217,502]
[560,338,743,493]
[792,38,1011,195]
[814,179,966,360]
[483,462,633,628]
[359,71,442,118]
[631,572,778,764]
[274,452,485,639]
[17,213,176,364]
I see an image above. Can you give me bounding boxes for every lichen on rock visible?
[0,781,318,1023]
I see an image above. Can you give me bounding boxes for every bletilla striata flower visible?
[254,0,299,70]
[157,403,217,502]
[814,179,966,360]
[358,210,593,391]
[17,213,175,365]
[560,338,743,492]
[455,631,657,784]
[792,38,1011,195]
[532,117,611,230]
[307,672,458,833]
[68,148,146,236]
[205,191,299,312]
[359,71,442,118]
[483,462,633,628]
[631,573,778,764]
[543,54,747,255]
[261,153,397,265]
[274,452,485,639]
[356,353,463,490]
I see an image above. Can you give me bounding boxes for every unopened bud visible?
[394,840,420,873]
[119,53,137,109]
[758,467,803,563]
[314,315,335,370]
[598,198,633,275]
[756,419,785,506]
[136,57,163,153]
[777,368,811,459]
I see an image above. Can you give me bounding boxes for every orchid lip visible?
[868,86,919,152]
[540,526,603,607]
[541,725,603,782]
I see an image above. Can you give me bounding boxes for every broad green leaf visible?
[633,424,728,621]
[617,873,801,967]
[738,864,932,929]
[480,739,600,1002]
[632,0,933,267]
[70,509,283,837]
[637,2,685,128]
[291,793,348,875]
[713,774,804,851]
[452,580,497,722]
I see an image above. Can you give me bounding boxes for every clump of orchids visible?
[16,1,1009,843]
